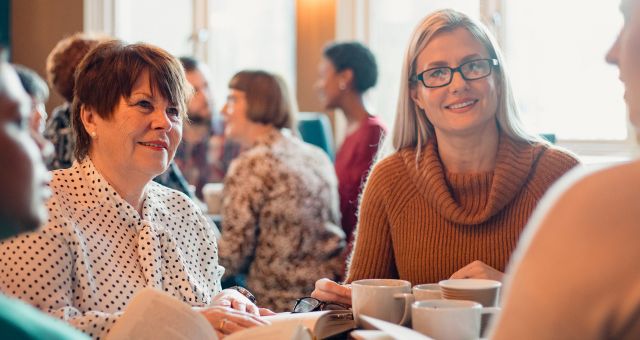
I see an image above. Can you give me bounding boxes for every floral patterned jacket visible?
[218,128,345,312]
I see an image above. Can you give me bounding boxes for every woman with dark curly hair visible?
[315,42,386,249]
[44,33,104,170]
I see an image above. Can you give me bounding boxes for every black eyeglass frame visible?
[411,58,499,88]
[291,296,350,313]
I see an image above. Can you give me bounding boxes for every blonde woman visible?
[312,9,579,306]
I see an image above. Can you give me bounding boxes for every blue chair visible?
[297,112,335,161]
[539,133,556,144]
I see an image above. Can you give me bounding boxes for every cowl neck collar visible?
[399,132,541,225]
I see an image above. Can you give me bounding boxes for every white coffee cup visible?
[351,279,414,328]
[202,183,224,214]
[412,299,499,340]
[413,283,442,301]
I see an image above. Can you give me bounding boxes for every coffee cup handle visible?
[481,306,501,316]
[393,293,415,326]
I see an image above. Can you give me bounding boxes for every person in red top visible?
[315,42,386,250]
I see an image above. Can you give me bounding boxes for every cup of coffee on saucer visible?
[413,283,442,301]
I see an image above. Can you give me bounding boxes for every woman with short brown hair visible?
[218,70,345,312]
[0,41,269,339]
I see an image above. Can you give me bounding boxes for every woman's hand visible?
[450,260,505,281]
[310,278,353,306]
[199,305,269,338]
[213,289,275,316]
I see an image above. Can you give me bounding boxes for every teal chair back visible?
[297,112,335,161]
[539,133,556,144]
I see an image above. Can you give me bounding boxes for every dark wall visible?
[0,0,9,48]
[11,0,83,110]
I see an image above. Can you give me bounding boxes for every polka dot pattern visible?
[0,159,224,339]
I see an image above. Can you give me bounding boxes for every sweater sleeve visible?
[217,154,267,277]
[0,204,120,339]
[345,156,398,283]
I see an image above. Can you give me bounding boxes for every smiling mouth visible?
[446,100,478,110]
[138,142,167,150]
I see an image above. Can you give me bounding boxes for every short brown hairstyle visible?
[46,33,104,102]
[72,40,192,161]
[228,70,294,130]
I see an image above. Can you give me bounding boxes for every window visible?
[115,0,194,57]
[503,1,625,141]
[208,0,295,108]
[90,0,295,112]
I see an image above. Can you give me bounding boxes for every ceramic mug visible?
[202,183,224,214]
[412,299,499,340]
[351,279,414,328]
[412,283,442,301]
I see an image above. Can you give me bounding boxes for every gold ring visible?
[218,318,227,330]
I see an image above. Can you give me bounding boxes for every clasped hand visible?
[199,288,275,338]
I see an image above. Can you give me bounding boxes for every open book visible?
[105,287,216,340]
[105,287,354,340]
[226,310,355,340]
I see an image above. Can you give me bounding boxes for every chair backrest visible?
[539,133,556,144]
[297,112,335,161]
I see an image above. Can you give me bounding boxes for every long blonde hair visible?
[379,9,538,161]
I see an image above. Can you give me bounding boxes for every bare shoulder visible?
[526,159,640,241]
[557,160,640,208]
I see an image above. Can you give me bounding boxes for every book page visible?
[265,311,354,339]
[105,287,216,340]
[225,321,312,340]
[226,311,354,340]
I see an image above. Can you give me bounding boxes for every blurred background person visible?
[0,41,269,339]
[0,53,87,339]
[218,70,345,312]
[176,56,239,200]
[491,0,640,338]
[44,33,103,170]
[312,9,579,306]
[13,64,49,136]
[315,42,386,257]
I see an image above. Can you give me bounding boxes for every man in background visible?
[176,56,239,199]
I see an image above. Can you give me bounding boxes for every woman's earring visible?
[90,131,97,138]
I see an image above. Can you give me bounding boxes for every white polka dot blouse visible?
[0,159,224,339]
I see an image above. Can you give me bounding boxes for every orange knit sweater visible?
[345,133,579,285]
